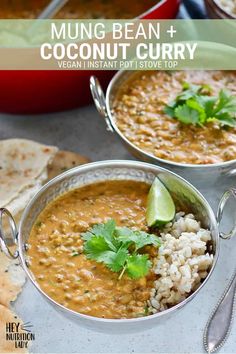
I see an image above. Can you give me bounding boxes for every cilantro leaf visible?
[82,219,161,280]
[197,95,216,117]
[164,84,236,128]
[214,89,233,113]
[83,235,111,261]
[214,112,236,127]
[105,247,129,272]
[126,254,152,279]
[115,227,161,251]
[176,83,202,101]
[164,103,175,117]
[82,219,118,252]
[174,104,201,125]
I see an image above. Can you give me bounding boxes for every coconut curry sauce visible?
[28,181,157,319]
[113,71,236,165]
[1,0,158,19]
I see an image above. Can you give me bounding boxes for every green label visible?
[0,20,235,70]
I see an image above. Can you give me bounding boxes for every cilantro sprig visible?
[81,219,161,280]
[164,83,236,127]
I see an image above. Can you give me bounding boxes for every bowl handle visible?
[226,168,236,177]
[90,76,114,132]
[217,189,236,240]
[0,208,19,259]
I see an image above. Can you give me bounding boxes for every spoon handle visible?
[204,269,236,353]
[37,0,69,19]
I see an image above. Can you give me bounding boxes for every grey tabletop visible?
[0,105,236,353]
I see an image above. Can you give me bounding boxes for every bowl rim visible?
[1,0,180,20]
[206,0,236,19]
[18,160,219,324]
[138,0,180,19]
[106,68,236,169]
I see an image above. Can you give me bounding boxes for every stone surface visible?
[0,105,235,353]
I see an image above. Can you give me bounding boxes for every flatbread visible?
[10,149,90,226]
[0,145,89,354]
[0,147,89,306]
[0,251,26,308]
[47,150,90,180]
[0,304,27,353]
[0,139,58,215]
[0,139,57,313]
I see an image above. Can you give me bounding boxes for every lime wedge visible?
[146,177,175,227]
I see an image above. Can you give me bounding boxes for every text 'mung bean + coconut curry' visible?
[28,179,213,319]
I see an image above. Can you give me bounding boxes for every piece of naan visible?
[0,304,28,353]
[0,139,58,216]
[0,250,26,307]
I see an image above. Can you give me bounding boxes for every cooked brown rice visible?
[148,212,213,313]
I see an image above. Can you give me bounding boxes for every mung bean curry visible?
[28,177,213,319]
[113,71,236,165]
[28,181,160,319]
[1,0,158,19]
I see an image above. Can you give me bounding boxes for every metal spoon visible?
[203,268,236,353]
[37,0,69,19]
